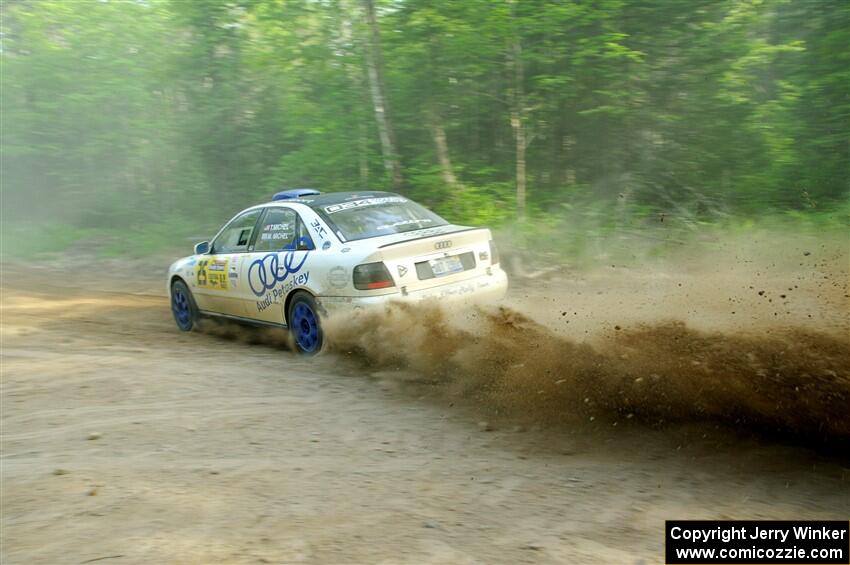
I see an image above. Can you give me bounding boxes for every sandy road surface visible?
[1,258,848,564]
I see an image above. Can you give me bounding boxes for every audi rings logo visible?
[248,243,310,296]
[434,240,452,250]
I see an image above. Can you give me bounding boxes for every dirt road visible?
[2,253,848,564]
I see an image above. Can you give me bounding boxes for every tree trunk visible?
[427,111,461,191]
[359,120,369,186]
[511,108,527,221]
[361,0,402,190]
[508,28,527,221]
[338,4,370,188]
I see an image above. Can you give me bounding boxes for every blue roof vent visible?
[272,188,321,201]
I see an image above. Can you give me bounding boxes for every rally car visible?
[167,190,508,354]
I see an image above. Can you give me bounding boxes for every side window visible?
[212,209,262,254]
[254,208,298,252]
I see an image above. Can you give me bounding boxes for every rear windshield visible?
[315,196,448,241]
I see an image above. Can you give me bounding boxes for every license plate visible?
[430,255,464,277]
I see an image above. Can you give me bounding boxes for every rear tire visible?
[288,291,323,355]
[170,279,199,331]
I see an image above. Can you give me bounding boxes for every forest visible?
[2,0,847,257]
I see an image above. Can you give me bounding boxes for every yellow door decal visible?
[196,258,229,290]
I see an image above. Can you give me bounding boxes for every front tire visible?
[288,291,323,355]
[170,279,199,331]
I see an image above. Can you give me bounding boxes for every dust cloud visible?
[324,304,848,444]
[324,234,850,449]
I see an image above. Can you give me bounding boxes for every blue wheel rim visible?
[171,287,192,330]
[292,302,319,352]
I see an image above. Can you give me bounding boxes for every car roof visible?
[268,190,402,208]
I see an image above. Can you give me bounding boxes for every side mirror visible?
[194,241,210,255]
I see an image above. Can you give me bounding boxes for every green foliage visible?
[1,0,847,255]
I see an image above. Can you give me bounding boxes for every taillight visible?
[353,262,395,290]
[488,240,500,265]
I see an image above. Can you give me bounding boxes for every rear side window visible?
[213,209,262,254]
[255,208,298,252]
[254,207,315,252]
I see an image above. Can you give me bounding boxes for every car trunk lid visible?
[373,226,495,292]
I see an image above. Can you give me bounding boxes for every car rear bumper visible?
[316,268,507,316]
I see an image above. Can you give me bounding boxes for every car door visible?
[194,208,263,316]
[242,206,315,324]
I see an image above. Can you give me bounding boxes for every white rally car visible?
[168,190,508,354]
